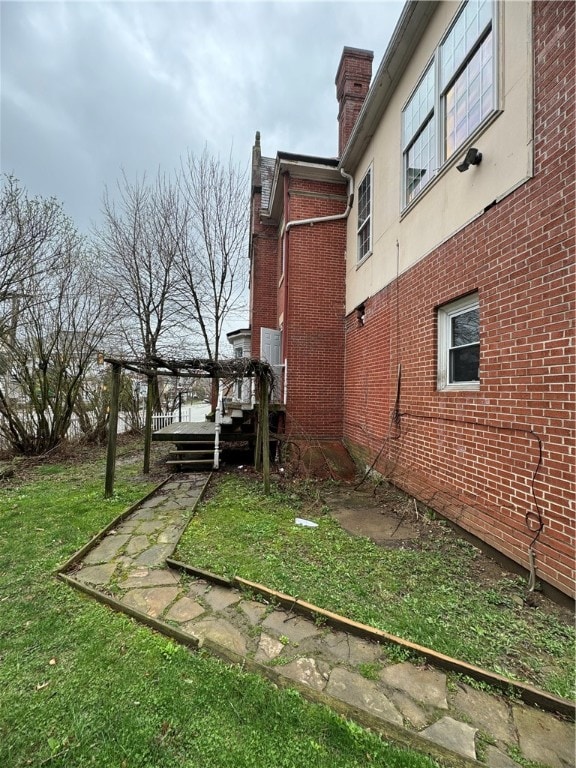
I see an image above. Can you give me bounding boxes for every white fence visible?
[0,402,212,451]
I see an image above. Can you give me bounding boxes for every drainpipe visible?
[281,167,354,406]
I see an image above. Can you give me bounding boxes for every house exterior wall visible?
[282,175,348,438]
[345,0,534,312]
[249,186,279,360]
[343,0,575,597]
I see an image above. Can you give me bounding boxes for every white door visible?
[260,327,282,399]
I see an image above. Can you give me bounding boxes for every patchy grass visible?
[175,473,575,700]
[0,444,439,768]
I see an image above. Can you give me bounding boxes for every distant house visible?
[244,0,575,600]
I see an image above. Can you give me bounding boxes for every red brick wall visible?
[249,188,279,359]
[344,1,575,597]
[283,176,347,438]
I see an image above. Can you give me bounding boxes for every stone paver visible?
[420,717,477,760]
[262,609,322,644]
[380,662,448,710]
[64,472,575,768]
[276,657,328,691]
[326,667,403,726]
[514,706,575,768]
[184,617,247,655]
[125,535,150,555]
[452,683,516,745]
[122,586,180,617]
[202,584,242,611]
[75,562,117,585]
[83,534,130,564]
[164,596,205,623]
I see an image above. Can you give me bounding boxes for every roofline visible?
[339,0,439,172]
[265,153,344,220]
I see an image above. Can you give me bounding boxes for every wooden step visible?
[166,459,214,466]
[169,449,215,456]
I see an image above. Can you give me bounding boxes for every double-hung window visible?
[402,0,496,207]
[357,166,372,262]
[437,293,480,390]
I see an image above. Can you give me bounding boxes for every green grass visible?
[175,474,575,700]
[0,445,439,768]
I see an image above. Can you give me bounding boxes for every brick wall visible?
[283,176,348,438]
[250,187,279,359]
[343,1,575,597]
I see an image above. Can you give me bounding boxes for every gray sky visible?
[1,0,403,236]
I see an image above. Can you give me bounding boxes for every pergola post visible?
[260,374,270,494]
[143,374,153,474]
[104,362,121,498]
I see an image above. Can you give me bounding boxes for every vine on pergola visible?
[103,355,275,498]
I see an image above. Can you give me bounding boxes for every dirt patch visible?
[318,478,573,620]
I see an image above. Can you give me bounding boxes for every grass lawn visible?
[0,444,439,768]
[175,473,575,701]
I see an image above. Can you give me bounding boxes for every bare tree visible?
[0,227,113,454]
[0,175,71,342]
[174,150,249,362]
[96,172,183,409]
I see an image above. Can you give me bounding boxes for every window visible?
[357,166,372,261]
[402,0,495,207]
[437,293,480,390]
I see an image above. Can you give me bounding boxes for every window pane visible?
[358,222,370,260]
[403,64,435,147]
[451,308,479,346]
[358,171,371,226]
[445,29,493,158]
[406,116,436,202]
[450,344,480,382]
[441,0,493,87]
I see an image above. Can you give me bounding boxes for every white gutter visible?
[284,168,354,234]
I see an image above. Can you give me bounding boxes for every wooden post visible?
[104,363,121,498]
[261,375,270,495]
[143,375,153,474]
[254,377,263,472]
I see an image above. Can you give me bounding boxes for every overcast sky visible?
[1,0,404,236]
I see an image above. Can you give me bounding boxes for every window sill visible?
[438,382,480,392]
[355,251,372,270]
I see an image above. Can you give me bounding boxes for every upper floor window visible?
[437,293,480,390]
[357,166,372,262]
[402,0,496,207]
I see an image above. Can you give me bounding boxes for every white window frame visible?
[437,293,480,391]
[357,165,372,263]
[402,0,498,209]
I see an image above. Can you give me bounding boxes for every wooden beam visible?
[261,375,270,495]
[143,375,153,474]
[104,363,121,498]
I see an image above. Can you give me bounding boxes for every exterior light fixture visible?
[456,147,482,172]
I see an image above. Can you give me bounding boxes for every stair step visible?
[169,450,215,456]
[166,459,214,466]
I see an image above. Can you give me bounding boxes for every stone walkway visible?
[61,474,575,768]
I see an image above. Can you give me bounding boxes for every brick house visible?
[245,1,575,600]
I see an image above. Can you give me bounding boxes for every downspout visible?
[281,167,354,406]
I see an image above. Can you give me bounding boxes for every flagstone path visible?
[61,474,575,768]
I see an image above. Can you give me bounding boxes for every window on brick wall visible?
[357,166,372,262]
[402,0,496,208]
[437,293,480,390]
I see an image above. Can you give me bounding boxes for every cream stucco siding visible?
[345,0,533,313]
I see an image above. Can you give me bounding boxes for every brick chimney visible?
[336,47,373,157]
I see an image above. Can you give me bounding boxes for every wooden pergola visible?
[103,355,276,497]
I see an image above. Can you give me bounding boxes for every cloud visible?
[0,0,403,233]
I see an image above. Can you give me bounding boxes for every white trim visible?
[437,293,480,391]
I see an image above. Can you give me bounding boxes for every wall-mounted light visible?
[456,147,482,173]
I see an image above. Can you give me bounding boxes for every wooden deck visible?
[152,421,255,442]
